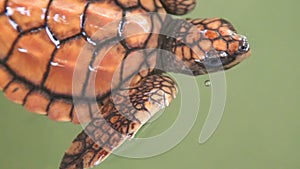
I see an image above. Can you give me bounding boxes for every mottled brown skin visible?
[0,0,250,168]
[60,71,177,168]
[160,0,196,15]
[158,18,251,75]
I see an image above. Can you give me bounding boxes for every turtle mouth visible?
[192,47,251,73]
[224,49,251,69]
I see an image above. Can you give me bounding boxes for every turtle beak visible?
[224,35,251,69]
[224,49,251,69]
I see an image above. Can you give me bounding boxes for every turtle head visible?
[161,18,251,75]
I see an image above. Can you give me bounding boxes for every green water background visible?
[0,0,299,168]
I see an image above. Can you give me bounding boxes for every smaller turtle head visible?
[163,18,251,75]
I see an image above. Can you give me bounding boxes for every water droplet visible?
[204,80,211,87]
[8,19,19,31]
[45,26,60,47]
[50,61,63,67]
[194,59,203,63]
[16,7,31,16]
[86,37,96,46]
[88,65,98,72]
[18,48,28,53]
[220,51,228,57]
[6,7,14,16]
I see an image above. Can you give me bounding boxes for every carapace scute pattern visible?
[0,0,250,168]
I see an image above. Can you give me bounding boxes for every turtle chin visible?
[223,49,251,69]
[191,48,251,75]
[191,58,226,75]
[193,48,251,74]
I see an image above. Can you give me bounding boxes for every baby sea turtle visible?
[0,0,251,168]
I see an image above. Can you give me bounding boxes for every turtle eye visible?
[238,37,250,53]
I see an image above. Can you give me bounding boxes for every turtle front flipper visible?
[60,72,177,169]
[160,0,196,15]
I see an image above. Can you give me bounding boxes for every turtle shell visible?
[0,0,167,123]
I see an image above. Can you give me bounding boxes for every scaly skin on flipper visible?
[60,72,177,169]
[160,0,196,15]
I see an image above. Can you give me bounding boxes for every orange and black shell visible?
[0,0,167,123]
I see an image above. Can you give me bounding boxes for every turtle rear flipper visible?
[60,72,177,169]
